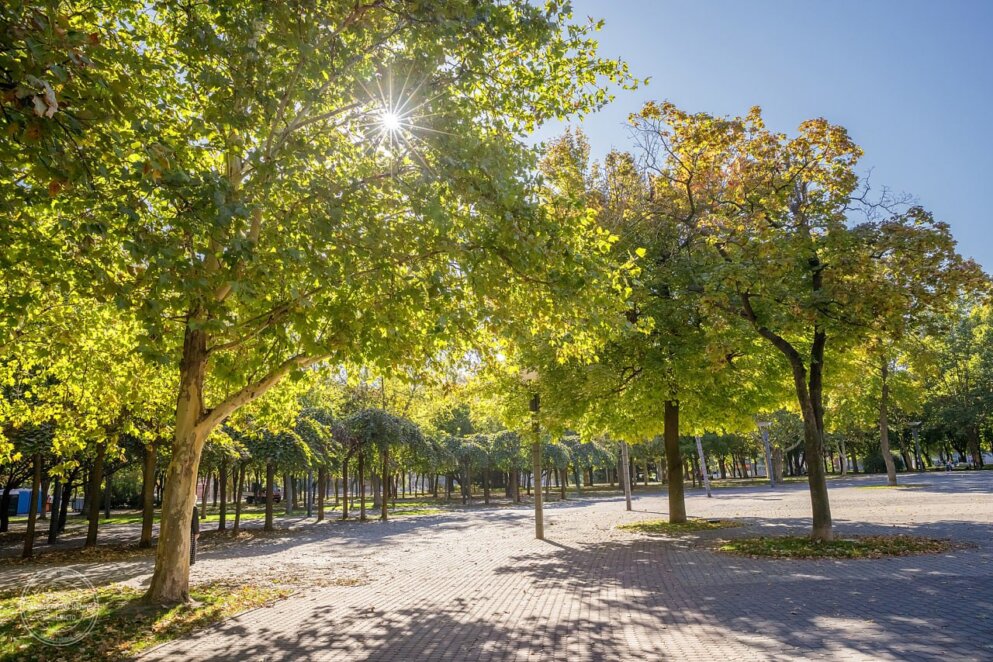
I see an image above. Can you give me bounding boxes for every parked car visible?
[244,486,281,504]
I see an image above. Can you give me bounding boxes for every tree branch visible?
[198,353,329,434]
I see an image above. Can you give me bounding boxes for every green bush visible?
[863,451,906,474]
[110,466,144,509]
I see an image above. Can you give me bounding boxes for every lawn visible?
[0,580,289,660]
[617,518,741,535]
[717,535,955,559]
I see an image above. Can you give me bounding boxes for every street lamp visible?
[520,369,543,540]
[908,421,923,472]
[756,420,775,488]
[694,435,712,498]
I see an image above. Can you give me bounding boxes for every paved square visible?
[129,473,993,660]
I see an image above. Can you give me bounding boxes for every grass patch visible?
[855,483,926,490]
[617,518,741,535]
[717,534,954,559]
[0,580,290,660]
[391,507,444,517]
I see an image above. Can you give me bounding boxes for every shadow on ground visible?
[140,515,993,661]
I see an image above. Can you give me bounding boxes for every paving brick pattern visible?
[135,473,993,661]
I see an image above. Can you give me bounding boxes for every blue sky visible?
[535,0,993,271]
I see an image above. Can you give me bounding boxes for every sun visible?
[357,68,452,170]
[381,111,402,133]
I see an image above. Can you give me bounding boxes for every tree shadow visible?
[140,516,993,660]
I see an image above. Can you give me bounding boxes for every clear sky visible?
[534,0,993,271]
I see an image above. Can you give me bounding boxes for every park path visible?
[136,472,993,661]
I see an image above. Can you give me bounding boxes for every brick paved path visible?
[138,473,993,661]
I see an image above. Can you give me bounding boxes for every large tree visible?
[629,101,980,540]
[4,2,634,603]
[524,130,775,524]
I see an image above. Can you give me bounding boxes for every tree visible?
[344,408,422,519]
[7,1,636,603]
[914,299,993,466]
[629,101,981,540]
[0,0,635,602]
[522,130,778,525]
[295,406,340,523]
[490,430,526,502]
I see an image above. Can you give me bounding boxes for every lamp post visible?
[757,420,775,488]
[619,440,633,511]
[694,435,712,498]
[908,421,923,472]
[521,369,543,540]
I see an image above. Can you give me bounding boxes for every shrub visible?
[110,466,144,509]
[863,451,906,474]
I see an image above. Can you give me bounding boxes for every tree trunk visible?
[145,374,209,604]
[559,468,566,500]
[283,473,292,515]
[217,458,227,531]
[341,457,349,519]
[664,401,686,523]
[380,449,389,521]
[967,425,982,467]
[0,484,12,534]
[47,477,62,544]
[85,443,106,548]
[233,463,245,534]
[146,318,302,604]
[773,448,785,483]
[317,467,326,522]
[483,467,490,504]
[796,359,833,540]
[57,475,73,533]
[620,442,633,511]
[39,477,49,521]
[358,451,366,520]
[140,443,157,548]
[103,469,112,519]
[22,453,42,559]
[878,359,898,486]
[264,461,275,531]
